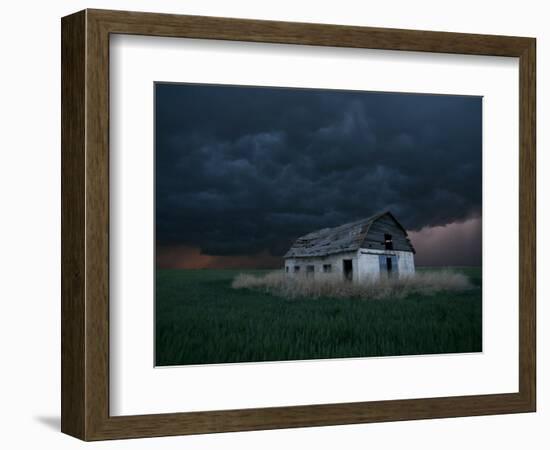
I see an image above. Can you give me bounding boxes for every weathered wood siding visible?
[362,215,415,253]
[357,251,380,281]
[286,248,415,283]
[358,249,415,280]
[285,251,359,281]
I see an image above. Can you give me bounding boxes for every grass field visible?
[155,267,482,366]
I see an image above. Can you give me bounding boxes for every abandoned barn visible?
[284,211,416,282]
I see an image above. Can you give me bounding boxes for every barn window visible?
[323,264,332,273]
[285,266,289,273]
[294,266,300,273]
[306,265,315,277]
[384,233,393,250]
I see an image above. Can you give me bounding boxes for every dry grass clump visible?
[232,270,472,300]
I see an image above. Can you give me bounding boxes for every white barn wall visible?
[285,249,415,282]
[357,251,380,281]
[358,249,416,279]
[285,251,358,280]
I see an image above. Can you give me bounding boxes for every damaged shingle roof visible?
[284,211,409,258]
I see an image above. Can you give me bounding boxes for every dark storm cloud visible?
[155,83,481,262]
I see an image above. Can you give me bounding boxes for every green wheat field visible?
[155,267,482,366]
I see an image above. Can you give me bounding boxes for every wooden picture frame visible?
[61,9,536,441]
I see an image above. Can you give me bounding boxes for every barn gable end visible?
[361,212,416,254]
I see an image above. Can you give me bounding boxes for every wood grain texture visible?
[90,8,532,56]
[85,9,111,440]
[518,39,536,410]
[60,8,537,441]
[61,10,86,439]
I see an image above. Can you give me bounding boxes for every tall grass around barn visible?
[232,270,472,300]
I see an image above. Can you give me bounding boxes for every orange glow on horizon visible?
[156,245,283,270]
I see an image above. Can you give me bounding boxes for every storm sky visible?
[155,83,482,268]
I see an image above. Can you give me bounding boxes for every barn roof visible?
[284,211,411,258]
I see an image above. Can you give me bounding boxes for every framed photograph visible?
[61,9,536,440]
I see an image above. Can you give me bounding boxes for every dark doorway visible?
[343,259,353,281]
[386,257,393,276]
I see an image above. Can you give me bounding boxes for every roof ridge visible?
[300,211,388,237]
